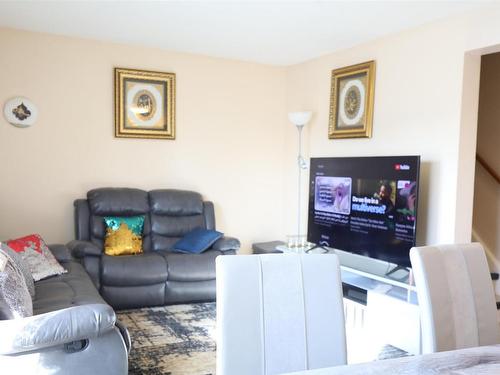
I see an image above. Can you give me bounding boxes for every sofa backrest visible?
[74,188,216,252]
[149,189,214,251]
[85,188,151,251]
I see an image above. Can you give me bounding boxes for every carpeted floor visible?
[117,302,409,375]
[117,303,216,375]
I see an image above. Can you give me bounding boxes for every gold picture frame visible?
[328,61,375,139]
[114,68,176,139]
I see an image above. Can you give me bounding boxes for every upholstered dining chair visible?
[216,254,346,375]
[410,243,500,354]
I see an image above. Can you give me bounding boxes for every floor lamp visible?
[288,111,312,247]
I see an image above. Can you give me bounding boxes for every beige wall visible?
[473,52,500,285]
[284,5,500,246]
[2,5,500,252]
[0,28,287,251]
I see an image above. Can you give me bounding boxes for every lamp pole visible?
[297,123,305,237]
[288,111,312,239]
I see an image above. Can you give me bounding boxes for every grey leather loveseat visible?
[0,245,129,375]
[68,188,240,310]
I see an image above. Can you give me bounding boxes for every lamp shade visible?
[288,111,312,127]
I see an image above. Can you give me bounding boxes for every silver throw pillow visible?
[0,243,35,298]
[0,252,33,319]
[5,234,67,282]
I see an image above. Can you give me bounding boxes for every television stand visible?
[251,241,421,354]
[335,248,420,355]
[305,244,330,254]
[385,265,411,281]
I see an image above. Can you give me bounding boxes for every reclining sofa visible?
[0,245,130,375]
[68,188,240,309]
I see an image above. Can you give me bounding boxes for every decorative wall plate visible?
[3,97,38,128]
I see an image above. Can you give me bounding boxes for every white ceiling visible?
[0,1,492,65]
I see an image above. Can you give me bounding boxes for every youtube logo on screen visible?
[395,164,410,171]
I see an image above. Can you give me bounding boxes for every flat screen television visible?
[307,156,420,267]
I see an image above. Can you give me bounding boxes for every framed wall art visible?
[114,68,176,139]
[328,61,375,139]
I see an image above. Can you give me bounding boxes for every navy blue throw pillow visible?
[172,228,223,254]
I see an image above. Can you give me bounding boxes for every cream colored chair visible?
[216,254,346,375]
[410,243,500,354]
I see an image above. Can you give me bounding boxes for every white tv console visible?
[332,248,421,355]
[252,241,422,355]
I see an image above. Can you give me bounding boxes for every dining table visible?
[283,345,500,374]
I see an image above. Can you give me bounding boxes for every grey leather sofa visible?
[0,245,129,375]
[68,188,240,310]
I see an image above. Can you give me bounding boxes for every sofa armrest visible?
[212,236,240,252]
[67,240,102,258]
[0,304,115,355]
[115,319,131,354]
[47,244,73,263]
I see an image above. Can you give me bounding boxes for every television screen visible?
[307,156,420,267]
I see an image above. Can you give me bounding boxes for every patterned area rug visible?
[117,303,216,375]
[117,302,409,374]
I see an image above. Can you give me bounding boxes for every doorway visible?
[472,52,500,294]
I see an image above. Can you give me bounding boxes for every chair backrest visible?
[410,243,499,354]
[216,254,346,375]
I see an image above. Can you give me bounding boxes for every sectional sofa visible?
[0,187,238,374]
[0,244,130,374]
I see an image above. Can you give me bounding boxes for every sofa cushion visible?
[151,214,205,238]
[172,228,223,254]
[150,235,178,253]
[165,280,215,304]
[159,250,222,282]
[101,253,168,286]
[0,250,33,319]
[0,242,35,297]
[33,261,106,315]
[149,191,208,253]
[101,284,166,310]
[88,188,149,216]
[7,234,67,281]
[47,244,73,263]
[150,190,203,216]
[104,215,145,256]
